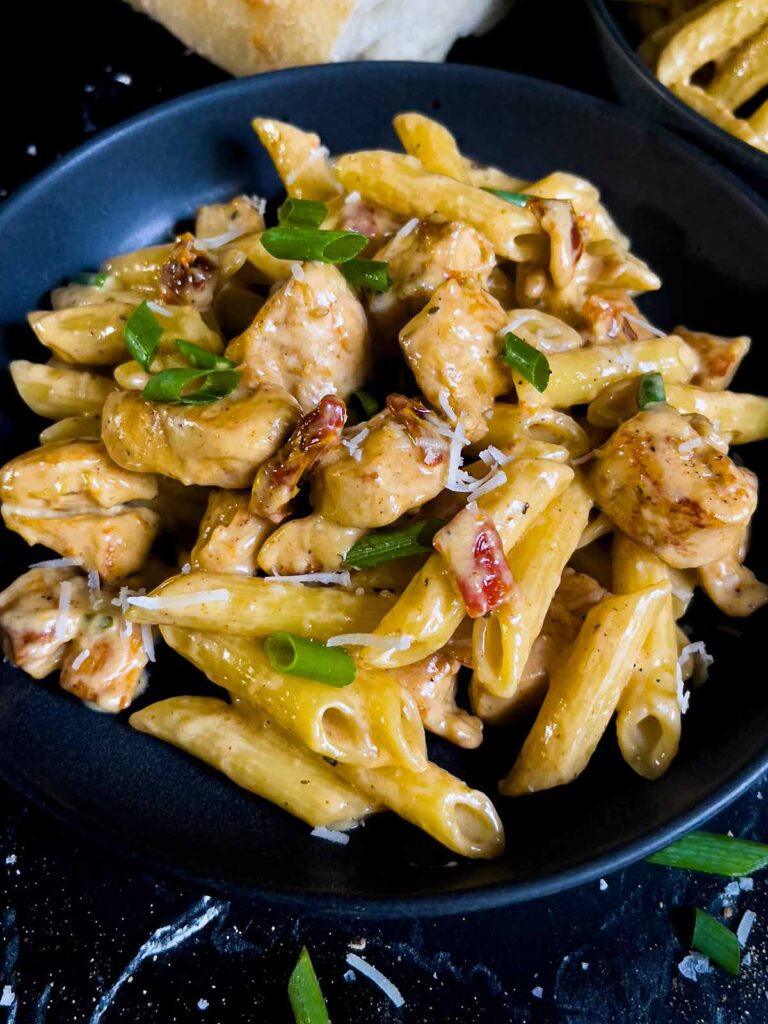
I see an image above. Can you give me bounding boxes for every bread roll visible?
[125,0,511,76]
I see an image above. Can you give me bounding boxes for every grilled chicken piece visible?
[591,406,757,569]
[471,569,608,723]
[250,395,346,523]
[1,441,160,581]
[399,278,509,442]
[191,490,274,575]
[257,513,364,576]
[0,567,149,712]
[392,652,482,749]
[324,197,403,251]
[370,220,496,337]
[102,384,299,488]
[310,399,449,528]
[226,263,371,411]
[674,326,750,390]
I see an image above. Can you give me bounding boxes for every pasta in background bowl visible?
[0,63,766,911]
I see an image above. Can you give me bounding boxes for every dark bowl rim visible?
[1,60,768,917]
[587,0,768,176]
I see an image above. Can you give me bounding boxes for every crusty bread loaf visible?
[125,0,510,76]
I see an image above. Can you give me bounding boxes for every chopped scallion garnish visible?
[340,259,390,292]
[278,198,328,229]
[261,227,367,264]
[71,271,108,287]
[265,632,356,687]
[500,331,551,393]
[345,518,444,569]
[141,367,241,405]
[175,338,234,371]
[288,947,329,1024]
[637,371,666,410]
[689,908,740,976]
[482,188,533,207]
[124,300,164,372]
[647,830,768,876]
[351,389,381,419]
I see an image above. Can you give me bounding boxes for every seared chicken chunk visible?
[191,490,274,575]
[102,384,299,488]
[0,567,149,712]
[324,197,403,251]
[392,653,482,749]
[310,399,449,528]
[1,441,160,581]
[675,326,750,390]
[370,220,496,337]
[257,513,364,576]
[591,406,757,568]
[399,279,509,442]
[226,263,371,411]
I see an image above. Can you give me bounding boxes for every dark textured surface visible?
[1,0,768,1020]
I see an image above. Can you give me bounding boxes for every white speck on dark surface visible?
[678,954,712,981]
[599,878,608,891]
[26,145,37,156]
[5,853,16,865]
[0,986,14,1007]
[114,72,132,85]
[532,986,543,999]
[196,998,209,1011]
[344,970,356,983]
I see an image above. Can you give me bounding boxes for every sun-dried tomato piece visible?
[161,232,219,310]
[433,506,514,617]
[386,394,449,467]
[251,395,346,522]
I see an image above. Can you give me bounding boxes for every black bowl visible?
[0,62,767,916]
[588,0,768,192]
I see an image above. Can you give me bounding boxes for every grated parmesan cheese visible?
[394,217,419,241]
[326,633,412,651]
[126,589,230,610]
[678,953,712,980]
[345,954,404,1008]
[737,910,756,947]
[285,145,330,187]
[342,427,369,463]
[141,624,156,663]
[624,312,666,338]
[437,388,457,424]
[87,569,101,602]
[468,469,507,500]
[244,194,267,217]
[264,572,351,587]
[679,641,714,687]
[678,437,703,456]
[197,225,249,249]
[145,300,172,318]
[30,556,81,570]
[344,190,361,205]
[290,262,306,282]
[180,563,192,575]
[71,649,90,671]
[675,663,690,714]
[478,445,511,467]
[55,581,72,641]
[310,826,350,845]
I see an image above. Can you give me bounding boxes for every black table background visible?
[2,2,767,1021]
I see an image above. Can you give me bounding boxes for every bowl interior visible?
[0,63,767,914]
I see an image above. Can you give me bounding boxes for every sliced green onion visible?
[345,518,444,569]
[141,367,241,405]
[175,338,234,371]
[647,830,768,876]
[637,371,666,410]
[288,947,329,1024]
[500,331,551,393]
[261,228,368,264]
[71,271,108,287]
[482,188,533,207]
[124,300,164,371]
[265,632,356,687]
[689,908,740,976]
[340,259,390,292]
[278,198,328,229]
[350,388,381,419]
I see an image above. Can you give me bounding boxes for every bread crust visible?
[125,0,356,75]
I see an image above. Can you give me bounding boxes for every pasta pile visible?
[624,0,768,154]
[1,112,767,861]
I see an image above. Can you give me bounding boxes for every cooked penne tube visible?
[393,112,470,181]
[656,0,768,86]
[665,384,768,444]
[10,360,117,419]
[500,581,669,795]
[513,335,698,408]
[160,627,427,771]
[669,82,763,147]
[39,416,101,445]
[707,22,768,109]
[130,696,380,828]
[128,571,396,639]
[612,534,681,780]
[478,403,589,458]
[472,477,592,697]
[360,459,574,668]
[577,513,613,549]
[524,171,629,247]
[252,118,340,201]
[336,759,504,859]
[333,151,542,262]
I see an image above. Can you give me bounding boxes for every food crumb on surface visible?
[678,953,712,981]
[0,986,14,1007]
[599,878,608,891]
[114,72,132,85]
[343,970,356,983]
[531,986,543,999]
[5,853,17,865]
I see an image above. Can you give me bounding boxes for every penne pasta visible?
[131,696,380,828]
[500,581,670,795]
[10,359,117,419]
[160,627,427,771]
[128,570,396,639]
[251,118,340,201]
[612,533,682,780]
[393,112,470,181]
